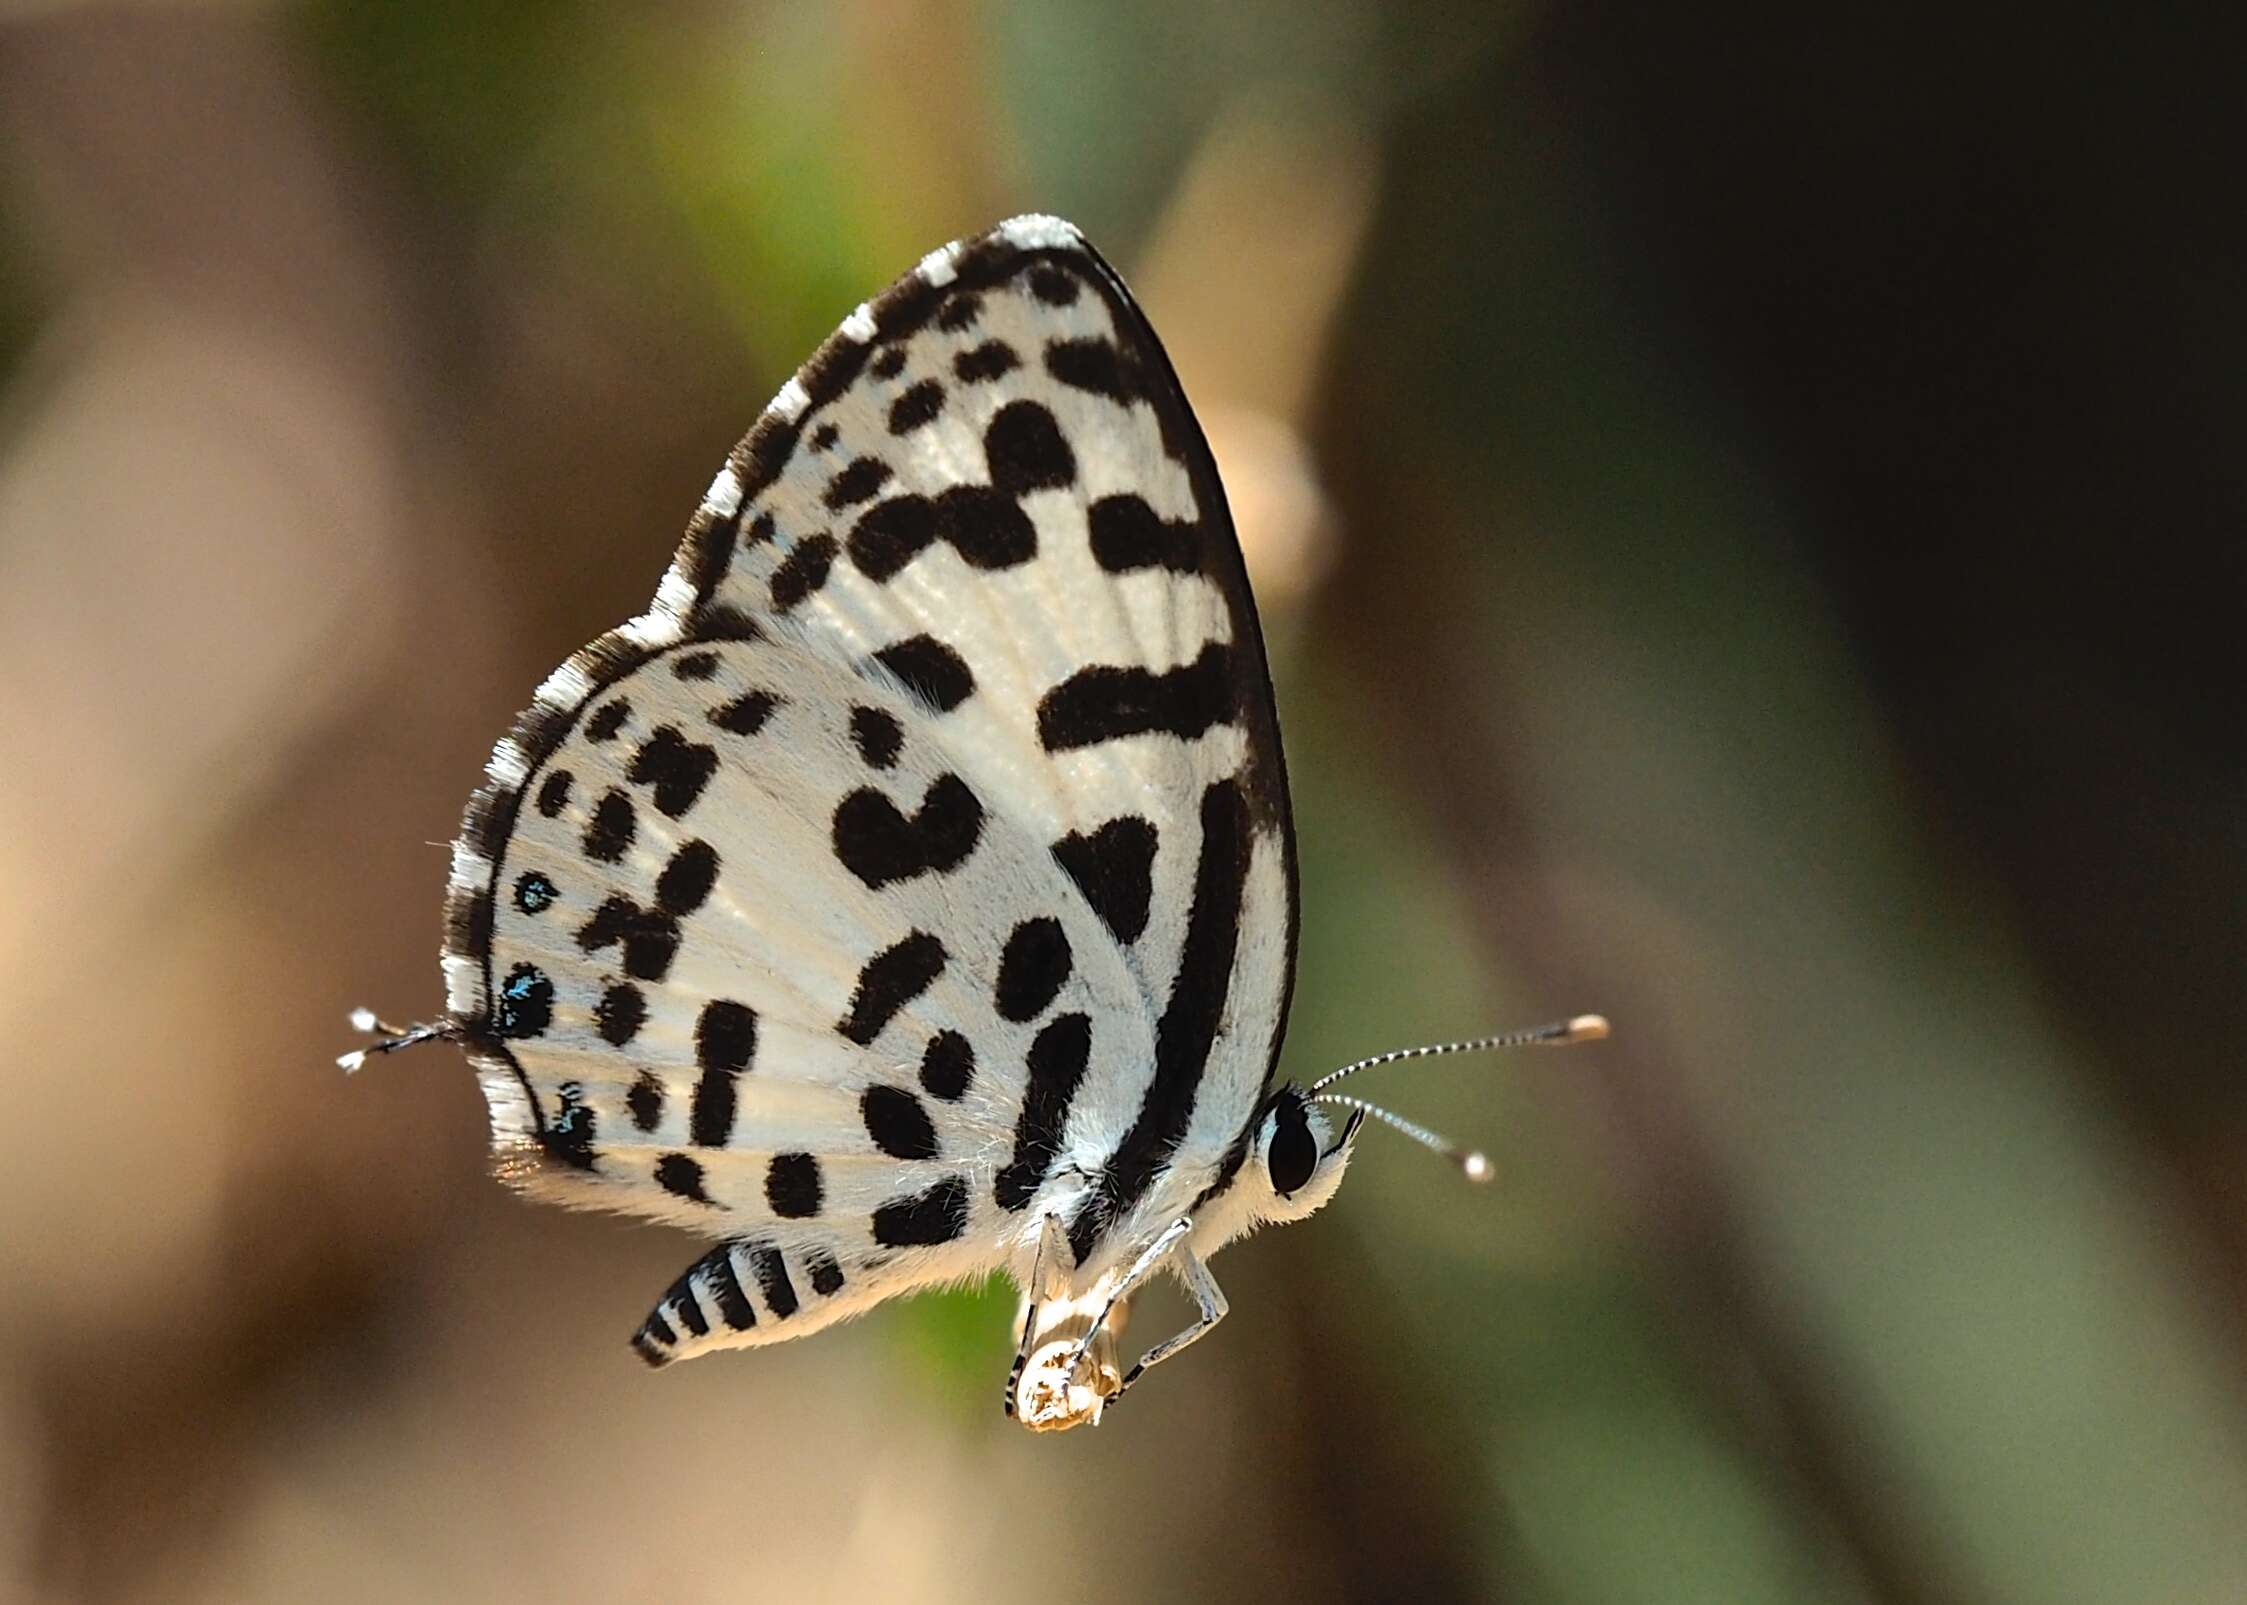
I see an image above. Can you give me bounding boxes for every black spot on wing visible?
[983,401,1075,496]
[870,345,907,380]
[995,1013,1093,1211]
[698,603,764,641]
[808,422,839,453]
[824,456,892,509]
[846,494,935,581]
[832,775,983,889]
[919,1030,975,1101]
[586,699,631,742]
[535,770,573,817]
[954,340,1018,382]
[576,896,679,982]
[655,840,719,915]
[656,1153,714,1205]
[837,931,947,1046]
[848,488,1033,580]
[627,1068,663,1130]
[541,1081,597,1170]
[495,964,553,1039]
[995,916,1073,1022]
[1045,337,1133,403]
[936,292,981,331]
[770,533,837,611]
[850,706,902,769]
[1052,816,1158,944]
[862,1085,940,1160]
[597,982,647,1047]
[765,1153,822,1218]
[888,379,945,434]
[672,650,720,680]
[871,635,974,712]
[629,727,719,819]
[1027,264,1080,305]
[1088,494,1200,574]
[938,486,1037,569]
[692,1000,756,1146]
[583,788,636,862]
[806,1250,846,1297]
[873,1176,970,1247]
[512,871,557,915]
[1037,641,1235,752]
[696,1000,757,1072]
[710,689,779,736]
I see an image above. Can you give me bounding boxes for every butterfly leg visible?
[1112,1240,1229,1400]
[1064,1216,1194,1385]
[1004,1213,1074,1418]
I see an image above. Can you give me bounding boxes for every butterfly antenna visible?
[1308,1014,1609,1184]
[1313,1094,1496,1183]
[336,1007,455,1073]
[1307,1014,1608,1094]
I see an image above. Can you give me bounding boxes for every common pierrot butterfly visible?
[346,215,1605,1430]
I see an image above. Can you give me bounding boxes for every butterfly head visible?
[1249,1084,1362,1224]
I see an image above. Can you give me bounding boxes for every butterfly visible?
[346,215,1606,1430]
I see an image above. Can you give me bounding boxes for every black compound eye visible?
[1266,1094,1318,1197]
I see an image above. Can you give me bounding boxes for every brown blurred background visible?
[3,4,2243,1602]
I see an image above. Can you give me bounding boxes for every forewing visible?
[441,218,1298,1355]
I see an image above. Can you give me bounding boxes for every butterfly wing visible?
[442,218,1298,1363]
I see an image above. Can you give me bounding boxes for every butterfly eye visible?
[1265,1094,1318,1197]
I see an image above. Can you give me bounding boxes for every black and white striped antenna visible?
[1310,1014,1608,1182]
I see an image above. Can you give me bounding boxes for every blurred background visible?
[3,3,2243,1601]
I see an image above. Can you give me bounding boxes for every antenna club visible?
[348,1006,380,1033]
[1561,1014,1610,1043]
[1461,1151,1494,1184]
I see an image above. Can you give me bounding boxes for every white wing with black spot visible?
[441,217,1297,1367]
